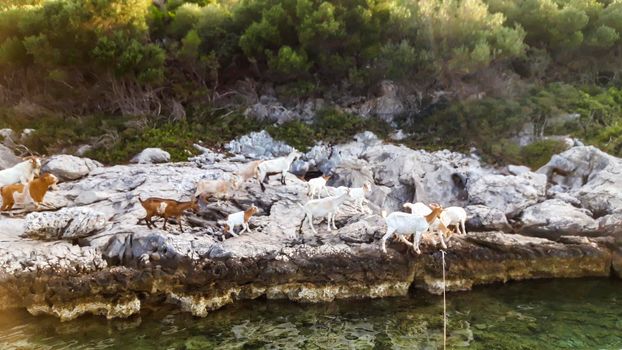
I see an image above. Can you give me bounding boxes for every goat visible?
[138,196,199,232]
[307,174,331,199]
[0,156,41,187]
[381,203,449,254]
[236,160,263,183]
[439,206,468,235]
[1,172,58,211]
[256,151,301,191]
[299,187,350,234]
[223,205,258,236]
[403,202,432,216]
[194,176,240,205]
[345,182,372,213]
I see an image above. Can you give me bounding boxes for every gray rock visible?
[23,207,109,241]
[42,155,102,181]
[358,81,405,124]
[130,148,171,164]
[538,146,622,216]
[225,130,294,159]
[546,184,582,206]
[75,144,93,156]
[189,144,225,166]
[518,199,599,239]
[465,205,512,232]
[467,172,546,217]
[507,165,531,176]
[0,144,20,170]
[597,213,622,241]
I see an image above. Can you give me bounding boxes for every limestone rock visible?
[42,155,102,181]
[465,205,512,232]
[130,148,171,164]
[23,207,109,240]
[0,144,20,170]
[225,130,294,159]
[598,213,622,242]
[538,146,622,216]
[518,199,599,239]
[467,172,546,217]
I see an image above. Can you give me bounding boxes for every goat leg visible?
[178,216,184,233]
[307,214,317,234]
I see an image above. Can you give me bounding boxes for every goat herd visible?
[0,152,468,254]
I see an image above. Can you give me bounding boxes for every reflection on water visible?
[0,278,621,349]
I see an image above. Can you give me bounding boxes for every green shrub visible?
[520,139,568,169]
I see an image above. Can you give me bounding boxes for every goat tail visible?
[381,209,387,218]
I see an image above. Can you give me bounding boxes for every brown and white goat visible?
[138,196,199,232]
[0,172,58,211]
[381,203,450,254]
[223,205,258,236]
[0,156,41,187]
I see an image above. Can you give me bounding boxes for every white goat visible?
[381,203,448,254]
[439,206,468,235]
[346,182,372,213]
[0,157,41,187]
[223,205,258,236]
[403,202,432,216]
[257,151,301,191]
[307,175,331,199]
[299,188,350,234]
[236,160,263,183]
[194,176,240,205]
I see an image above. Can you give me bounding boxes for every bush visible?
[519,139,568,169]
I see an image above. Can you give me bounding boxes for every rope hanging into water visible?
[441,249,447,350]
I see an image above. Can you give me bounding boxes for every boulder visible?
[598,213,622,242]
[130,148,170,164]
[0,144,20,170]
[358,81,405,124]
[225,130,294,159]
[23,207,109,241]
[518,199,599,239]
[42,155,102,181]
[465,205,512,232]
[467,172,546,217]
[507,164,531,176]
[538,146,622,216]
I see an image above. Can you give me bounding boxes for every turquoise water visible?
[0,278,621,349]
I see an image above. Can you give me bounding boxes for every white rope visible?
[441,249,447,350]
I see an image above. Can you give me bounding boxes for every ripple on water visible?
[0,278,621,349]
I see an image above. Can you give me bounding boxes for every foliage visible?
[520,139,568,169]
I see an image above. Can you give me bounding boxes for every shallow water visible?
[0,278,621,349]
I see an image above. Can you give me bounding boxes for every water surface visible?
[0,278,621,349]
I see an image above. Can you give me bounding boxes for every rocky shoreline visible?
[1,132,621,321]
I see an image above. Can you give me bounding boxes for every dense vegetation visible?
[1,0,622,164]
